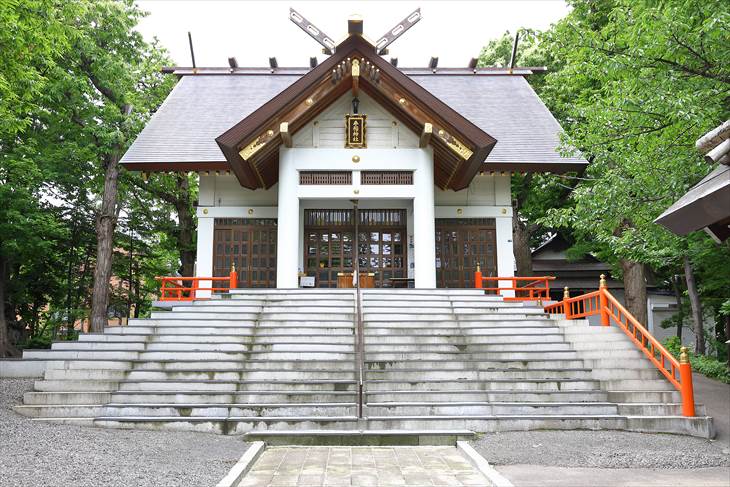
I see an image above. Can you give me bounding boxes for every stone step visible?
[45,360,133,370]
[98,403,357,418]
[23,391,112,405]
[364,334,565,344]
[364,369,594,381]
[600,379,676,391]
[243,429,476,446]
[109,391,357,404]
[78,334,149,343]
[35,379,120,392]
[125,369,355,381]
[361,342,572,353]
[364,351,580,361]
[92,416,360,435]
[366,402,620,416]
[140,343,354,353]
[44,369,129,381]
[617,403,707,416]
[148,334,355,344]
[14,405,103,418]
[150,312,261,320]
[366,390,609,403]
[365,326,560,336]
[365,378,600,392]
[51,342,147,351]
[131,359,356,371]
[136,351,354,361]
[24,350,139,360]
[365,359,588,370]
[116,380,358,392]
[607,390,681,403]
[361,415,714,438]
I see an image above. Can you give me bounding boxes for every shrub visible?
[663,337,730,384]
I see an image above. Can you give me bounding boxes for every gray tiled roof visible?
[120,74,586,168]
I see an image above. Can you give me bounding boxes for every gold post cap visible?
[679,346,690,364]
[563,286,570,299]
[231,262,236,272]
[599,274,607,288]
[476,263,481,273]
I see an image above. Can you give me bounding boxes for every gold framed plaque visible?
[345,114,367,148]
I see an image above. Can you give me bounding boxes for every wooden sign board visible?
[345,114,367,148]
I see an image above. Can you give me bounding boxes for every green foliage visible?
[664,337,730,383]
[1,0,189,352]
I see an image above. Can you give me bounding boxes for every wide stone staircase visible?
[14,289,714,440]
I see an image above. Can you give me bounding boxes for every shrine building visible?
[120,13,586,290]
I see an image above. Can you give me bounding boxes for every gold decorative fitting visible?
[476,263,481,272]
[305,97,314,106]
[239,136,266,160]
[354,189,360,194]
[563,286,570,299]
[438,129,445,136]
[679,346,690,364]
[456,208,463,215]
[247,209,254,215]
[231,262,236,272]
[501,208,507,214]
[599,274,607,288]
[352,155,360,163]
[445,137,474,160]
[351,59,360,77]
[398,98,406,104]
[202,209,209,215]
[267,129,274,137]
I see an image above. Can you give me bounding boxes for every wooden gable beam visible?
[419,123,432,148]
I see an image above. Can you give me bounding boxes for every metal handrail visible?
[544,275,696,417]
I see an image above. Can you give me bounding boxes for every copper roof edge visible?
[161,66,547,76]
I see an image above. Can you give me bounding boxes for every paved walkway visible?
[237,446,491,486]
[694,372,730,448]
[496,465,730,487]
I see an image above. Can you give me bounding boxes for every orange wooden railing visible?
[544,275,695,417]
[474,265,555,301]
[155,268,238,301]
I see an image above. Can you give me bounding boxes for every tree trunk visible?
[0,255,9,357]
[175,174,196,277]
[620,259,647,326]
[672,275,683,340]
[89,152,121,333]
[512,215,533,277]
[683,255,705,355]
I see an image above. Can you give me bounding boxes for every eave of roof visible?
[655,164,730,235]
[215,34,497,190]
[120,65,587,177]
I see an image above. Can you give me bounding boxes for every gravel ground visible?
[0,379,248,487]
[471,430,730,469]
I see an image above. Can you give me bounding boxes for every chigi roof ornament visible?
[289,7,422,56]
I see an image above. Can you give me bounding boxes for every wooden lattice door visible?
[435,218,497,288]
[213,218,277,288]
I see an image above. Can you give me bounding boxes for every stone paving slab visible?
[237,446,492,486]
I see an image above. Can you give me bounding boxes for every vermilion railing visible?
[544,276,695,417]
[155,269,238,301]
[474,266,555,301]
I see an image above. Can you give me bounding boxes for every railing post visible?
[229,263,238,291]
[679,347,696,417]
[474,263,483,290]
[191,279,199,300]
[599,274,610,326]
[563,287,571,319]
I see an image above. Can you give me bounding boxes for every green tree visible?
[538,0,729,349]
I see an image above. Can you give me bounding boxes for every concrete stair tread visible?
[103,402,357,407]
[93,415,359,422]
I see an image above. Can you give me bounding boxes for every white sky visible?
[135,1,570,68]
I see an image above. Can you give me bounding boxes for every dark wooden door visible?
[435,218,497,288]
[304,209,407,288]
[213,218,277,288]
